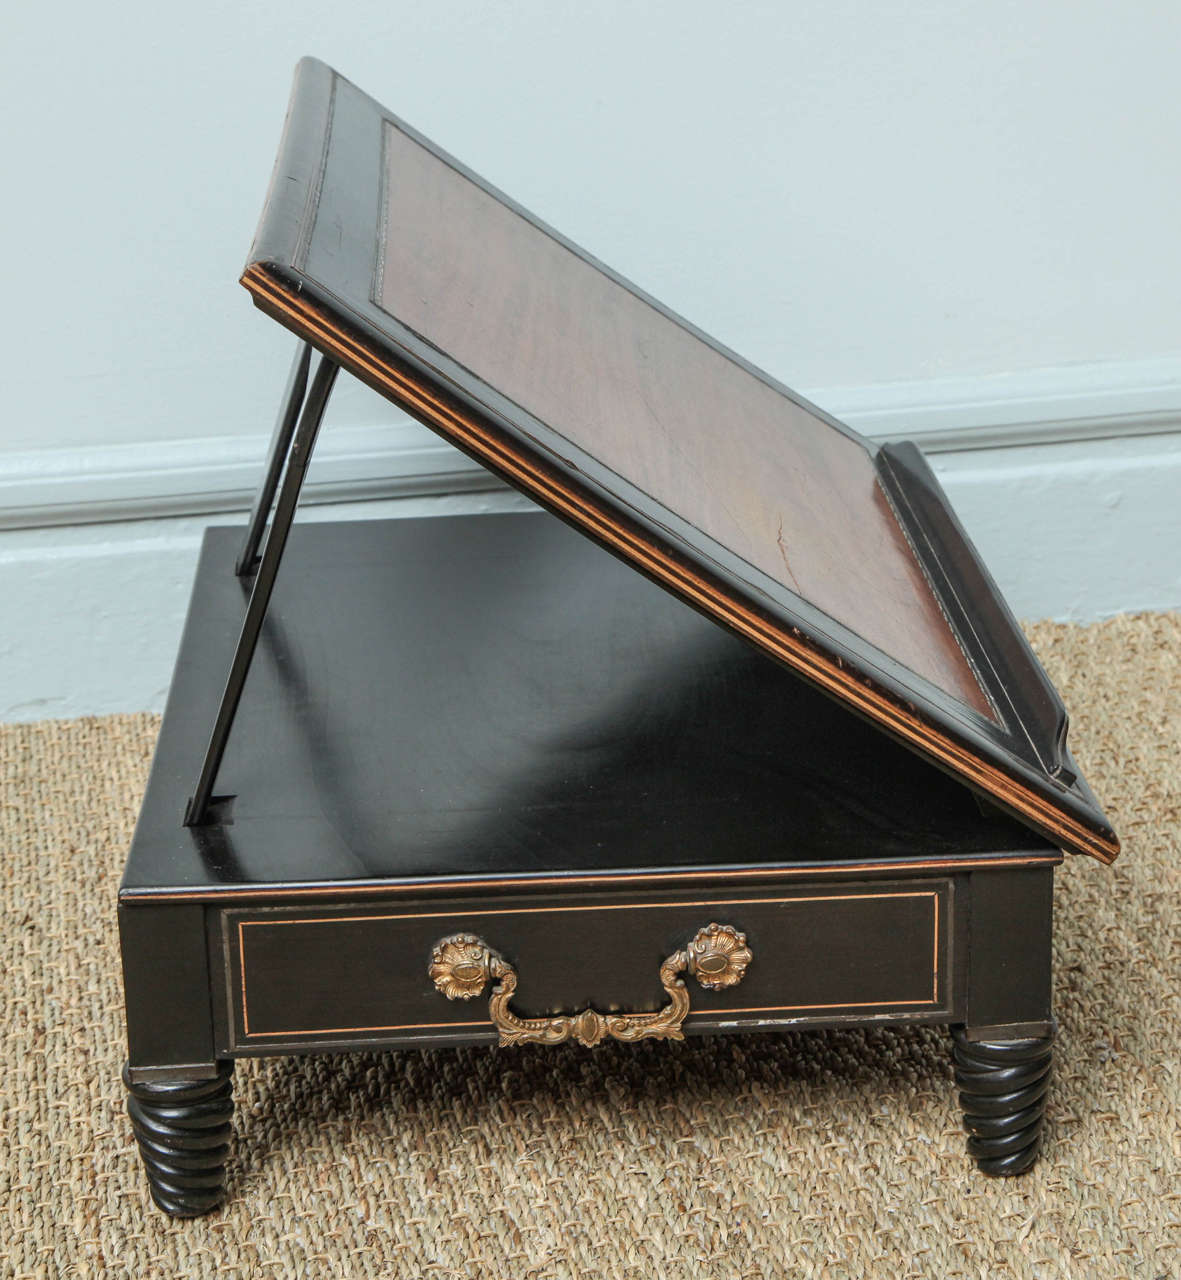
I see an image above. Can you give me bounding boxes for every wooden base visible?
[119,515,1062,1213]
[952,1027,1054,1175]
[123,1063,234,1217]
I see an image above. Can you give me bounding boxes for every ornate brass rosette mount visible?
[426,933,492,1001]
[686,921,753,990]
[427,923,752,1048]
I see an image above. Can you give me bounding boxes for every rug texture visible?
[2,613,1178,1279]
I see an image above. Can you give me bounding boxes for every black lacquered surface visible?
[122,513,1052,895]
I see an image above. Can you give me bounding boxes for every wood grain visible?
[377,123,993,719]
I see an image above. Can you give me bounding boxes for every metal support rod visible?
[184,355,340,826]
[235,340,312,577]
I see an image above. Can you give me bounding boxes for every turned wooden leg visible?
[123,1062,235,1216]
[951,1026,1054,1175]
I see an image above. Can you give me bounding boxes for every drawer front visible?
[217,881,953,1052]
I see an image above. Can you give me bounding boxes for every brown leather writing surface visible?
[377,124,993,719]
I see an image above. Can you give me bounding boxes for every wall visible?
[3,1,1179,718]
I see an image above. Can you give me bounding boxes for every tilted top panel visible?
[375,124,991,718]
[240,58,1117,862]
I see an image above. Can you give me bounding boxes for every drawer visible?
[217,881,954,1053]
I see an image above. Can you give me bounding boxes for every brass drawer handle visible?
[428,923,752,1047]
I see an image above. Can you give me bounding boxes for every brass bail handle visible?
[428,923,752,1048]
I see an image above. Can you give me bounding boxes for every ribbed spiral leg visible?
[124,1061,234,1216]
[952,1027,1054,1176]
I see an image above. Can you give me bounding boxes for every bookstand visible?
[119,59,1117,1215]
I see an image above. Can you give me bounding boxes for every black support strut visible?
[184,352,339,826]
[235,341,313,577]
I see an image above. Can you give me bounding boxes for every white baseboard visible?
[929,432,1181,621]
[818,354,1181,450]
[3,432,1178,722]
[3,359,1179,721]
[0,423,495,532]
[3,355,1180,530]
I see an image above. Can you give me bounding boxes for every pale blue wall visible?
[2,1,1179,717]
[5,0,1180,451]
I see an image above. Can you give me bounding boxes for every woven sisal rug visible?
[2,614,1177,1278]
